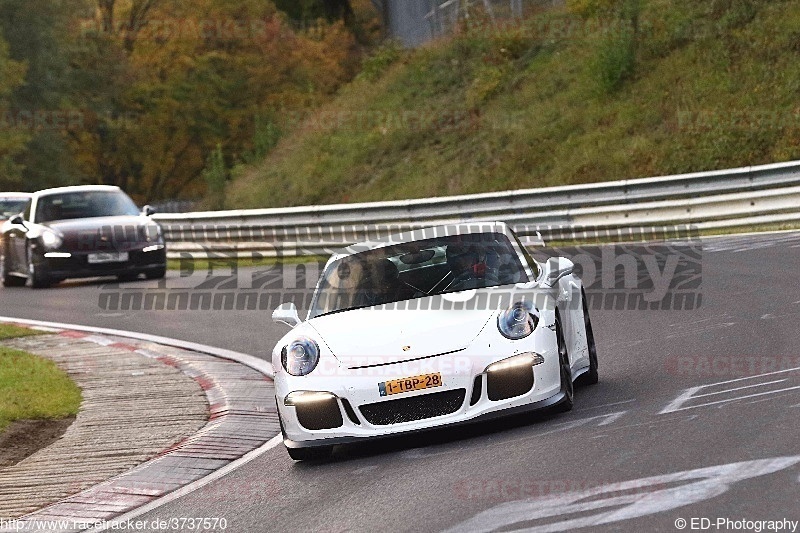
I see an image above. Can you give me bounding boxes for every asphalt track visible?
[2,232,800,532]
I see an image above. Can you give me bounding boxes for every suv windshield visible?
[35,191,140,223]
[0,198,29,219]
[310,232,529,319]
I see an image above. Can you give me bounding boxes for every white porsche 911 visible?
[271,222,598,460]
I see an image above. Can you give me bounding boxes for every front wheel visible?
[555,314,574,412]
[28,244,52,289]
[1,247,26,287]
[575,289,599,386]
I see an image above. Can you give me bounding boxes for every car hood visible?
[42,215,150,234]
[42,216,157,253]
[308,298,496,367]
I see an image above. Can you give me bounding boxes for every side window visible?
[23,200,32,222]
[512,233,540,279]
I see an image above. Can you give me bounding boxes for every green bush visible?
[202,144,227,211]
[590,21,636,94]
[713,0,758,30]
[358,41,403,81]
[467,65,506,107]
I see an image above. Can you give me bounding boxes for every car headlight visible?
[281,337,320,376]
[41,229,63,250]
[485,352,545,373]
[142,224,162,242]
[497,302,539,340]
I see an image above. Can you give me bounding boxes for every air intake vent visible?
[470,375,483,405]
[341,398,361,425]
[359,389,466,425]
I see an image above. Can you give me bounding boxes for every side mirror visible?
[142,205,156,216]
[9,215,25,227]
[272,303,301,328]
[545,257,574,285]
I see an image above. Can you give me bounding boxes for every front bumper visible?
[283,390,566,449]
[275,325,565,449]
[39,246,167,280]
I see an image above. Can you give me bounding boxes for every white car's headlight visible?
[41,229,63,250]
[281,337,320,376]
[497,302,539,340]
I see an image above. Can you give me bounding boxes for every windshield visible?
[0,198,29,219]
[35,191,140,223]
[310,232,529,319]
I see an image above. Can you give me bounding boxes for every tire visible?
[1,250,25,287]
[575,289,599,386]
[28,244,52,289]
[286,445,333,461]
[555,313,574,412]
[145,266,167,280]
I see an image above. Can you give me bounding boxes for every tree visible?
[203,144,227,210]
[0,0,89,191]
[1,0,363,202]
[0,32,28,190]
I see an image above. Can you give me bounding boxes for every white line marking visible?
[701,365,800,387]
[29,326,64,333]
[442,456,800,533]
[581,399,637,411]
[663,386,800,413]
[741,392,800,407]
[494,411,630,447]
[0,316,274,377]
[660,387,702,415]
[691,379,787,399]
[584,415,689,435]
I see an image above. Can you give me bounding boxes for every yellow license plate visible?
[379,373,442,397]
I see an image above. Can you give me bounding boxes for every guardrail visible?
[154,160,800,258]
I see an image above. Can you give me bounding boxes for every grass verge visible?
[0,324,44,341]
[0,326,82,433]
[227,0,800,208]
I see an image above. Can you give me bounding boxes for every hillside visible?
[227,0,800,208]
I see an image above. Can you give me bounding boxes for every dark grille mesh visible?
[359,389,466,425]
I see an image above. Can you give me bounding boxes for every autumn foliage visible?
[0,0,369,204]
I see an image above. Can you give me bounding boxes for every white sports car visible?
[271,222,598,460]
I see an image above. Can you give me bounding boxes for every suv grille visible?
[359,389,466,425]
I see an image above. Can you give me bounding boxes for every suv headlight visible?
[142,224,162,242]
[281,337,320,376]
[497,302,539,340]
[41,229,63,250]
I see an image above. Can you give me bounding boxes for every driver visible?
[446,243,486,282]
[362,258,417,306]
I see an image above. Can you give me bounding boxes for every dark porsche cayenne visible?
[1,185,167,288]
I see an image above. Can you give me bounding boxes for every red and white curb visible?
[0,318,283,533]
